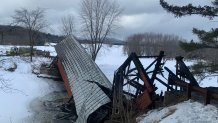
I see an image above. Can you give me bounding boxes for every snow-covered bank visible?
[96,46,218,123]
[0,44,217,123]
[0,45,56,56]
[96,46,195,94]
[0,56,63,123]
[96,46,127,82]
[138,100,218,123]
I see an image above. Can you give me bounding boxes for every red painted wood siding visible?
[56,59,73,96]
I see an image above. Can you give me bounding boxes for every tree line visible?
[0,25,63,45]
[123,32,186,58]
[123,32,218,62]
[123,31,218,80]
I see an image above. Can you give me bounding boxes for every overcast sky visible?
[0,0,216,41]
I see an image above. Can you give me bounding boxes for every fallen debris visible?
[46,36,218,123]
[6,63,17,72]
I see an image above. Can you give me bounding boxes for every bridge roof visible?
[55,36,112,123]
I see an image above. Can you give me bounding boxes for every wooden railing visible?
[168,74,218,105]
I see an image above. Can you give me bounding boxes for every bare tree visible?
[12,8,47,62]
[61,15,76,37]
[123,34,144,56]
[80,0,122,61]
[123,32,186,58]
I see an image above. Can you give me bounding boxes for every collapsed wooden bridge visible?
[47,36,218,123]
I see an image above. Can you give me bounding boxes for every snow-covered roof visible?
[55,36,112,123]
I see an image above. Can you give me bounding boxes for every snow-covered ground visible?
[0,44,217,123]
[0,45,56,56]
[96,46,218,123]
[138,100,218,123]
[0,56,63,123]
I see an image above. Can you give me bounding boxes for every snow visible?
[0,45,56,56]
[0,56,62,123]
[96,45,127,82]
[200,76,218,87]
[96,45,218,123]
[37,74,61,79]
[138,100,218,123]
[96,46,196,94]
[0,44,217,123]
[35,46,56,56]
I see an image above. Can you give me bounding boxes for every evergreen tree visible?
[160,0,218,80]
[160,0,218,49]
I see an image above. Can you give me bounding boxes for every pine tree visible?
[160,0,218,80]
[160,0,218,49]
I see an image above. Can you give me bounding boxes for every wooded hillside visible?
[0,25,64,45]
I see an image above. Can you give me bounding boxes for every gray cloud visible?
[119,0,163,15]
[116,0,217,40]
[0,0,216,41]
[118,11,217,41]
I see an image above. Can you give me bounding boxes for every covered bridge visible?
[55,36,112,123]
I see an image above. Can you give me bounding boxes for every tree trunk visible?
[1,31,3,45]
[29,31,33,62]
[30,44,33,62]
[92,52,97,61]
